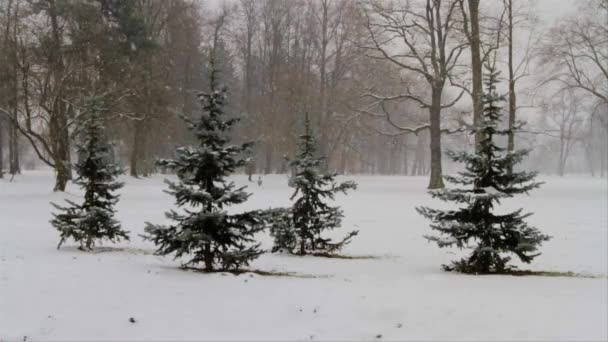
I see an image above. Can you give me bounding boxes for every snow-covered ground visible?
[1,171,607,341]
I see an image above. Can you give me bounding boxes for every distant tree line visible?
[0,0,606,190]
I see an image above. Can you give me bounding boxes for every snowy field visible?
[1,171,607,341]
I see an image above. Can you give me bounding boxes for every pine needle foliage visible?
[417,67,551,274]
[143,60,266,272]
[51,97,128,250]
[270,114,358,255]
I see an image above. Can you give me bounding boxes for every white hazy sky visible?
[205,0,578,24]
[534,0,577,24]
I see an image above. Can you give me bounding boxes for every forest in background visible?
[0,0,606,191]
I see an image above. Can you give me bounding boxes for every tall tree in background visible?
[97,0,205,178]
[459,0,483,149]
[314,0,358,160]
[506,0,515,173]
[418,68,550,274]
[544,90,584,176]
[361,0,467,189]
[2,0,603,180]
[0,0,21,176]
[504,0,538,174]
[543,0,608,133]
[0,116,3,178]
[9,0,78,191]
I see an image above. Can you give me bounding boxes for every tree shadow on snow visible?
[270,250,388,260]
[505,269,605,279]
[58,245,155,255]
[180,266,332,279]
[454,268,605,279]
[309,252,381,259]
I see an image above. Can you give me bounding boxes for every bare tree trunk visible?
[0,122,4,178]
[557,123,567,177]
[203,243,213,271]
[411,134,425,176]
[130,120,146,177]
[264,143,272,174]
[586,120,595,177]
[428,90,445,189]
[585,144,595,177]
[63,104,73,180]
[362,0,464,185]
[338,146,348,174]
[464,0,483,149]
[49,0,71,191]
[318,0,329,159]
[506,0,515,174]
[54,159,70,191]
[1,0,12,179]
[390,140,398,174]
[48,102,70,190]
[8,77,19,175]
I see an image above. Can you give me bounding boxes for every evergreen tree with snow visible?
[143,59,266,272]
[270,114,357,255]
[417,67,551,274]
[51,97,129,251]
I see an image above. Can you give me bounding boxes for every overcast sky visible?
[524,0,576,25]
[206,0,577,24]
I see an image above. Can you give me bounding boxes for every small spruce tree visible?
[270,114,357,255]
[51,97,129,250]
[417,67,551,274]
[143,60,266,272]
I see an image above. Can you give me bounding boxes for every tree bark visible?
[203,243,214,272]
[506,0,515,174]
[0,0,12,179]
[0,121,4,178]
[428,89,445,189]
[411,133,425,176]
[8,82,20,175]
[264,143,272,174]
[557,125,566,176]
[49,0,71,191]
[54,159,70,191]
[467,0,483,150]
[318,0,329,160]
[48,103,70,191]
[130,120,145,177]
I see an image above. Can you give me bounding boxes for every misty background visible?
[0,0,606,191]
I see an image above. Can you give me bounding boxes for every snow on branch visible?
[352,100,465,136]
[362,91,431,109]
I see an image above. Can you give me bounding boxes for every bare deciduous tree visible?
[360,0,466,188]
[543,0,608,132]
[544,90,585,176]
[503,0,538,173]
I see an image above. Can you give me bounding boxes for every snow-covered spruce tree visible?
[143,60,266,272]
[417,68,551,274]
[270,114,357,255]
[51,97,129,251]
